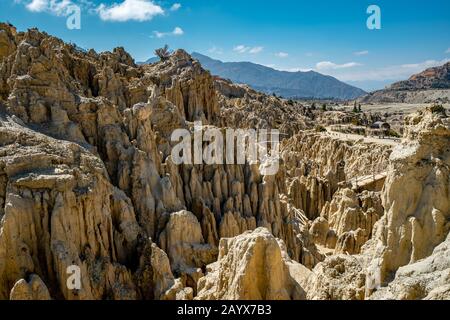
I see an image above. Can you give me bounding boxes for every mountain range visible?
[143,53,366,100]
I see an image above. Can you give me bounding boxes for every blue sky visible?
[1,0,450,91]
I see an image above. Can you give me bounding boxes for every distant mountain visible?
[389,61,450,91]
[360,62,450,104]
[140,53,366,99]
[140,57,159,64]
[190,52,366,100]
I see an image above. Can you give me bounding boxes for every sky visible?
[1,0,450,91]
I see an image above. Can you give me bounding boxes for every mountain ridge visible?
[360,61,450,103]
[142,53,366,100]
[191,52,366,100]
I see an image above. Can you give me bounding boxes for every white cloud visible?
[24,0,75,16]
[316,61,362,70]
[97,0,164,22]
[282,67,313,72]
[263,65,313,72]
[153,26,184,38]
[208,46,223,55]
[249,46,263,54]
[170,3,181,11]
[172,26,183,35]
[26,0,48,12]
[233,45,263,54]
[272,67,313,72]
[263,64,276,69]
[354,50,369,56]
[275,52,289,58]
[233,45,250,53]
[446,48,450,54]
[330,59,450,82]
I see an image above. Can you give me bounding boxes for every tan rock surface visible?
[305,255,366,300]
[364,107,450,286]
[9,274,51,300]
[196,228,310,300]
[370,233,450,300]
[315,188,383,254]
[0,23,449,301]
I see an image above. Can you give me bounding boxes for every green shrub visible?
[387,129,400,138]
[315,125,327,133]
[430,104,446,116]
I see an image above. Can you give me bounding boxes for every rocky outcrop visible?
[365,107,450,287]
[0,24,320,299]
[280,131,390,224]
[196,228,311,300]
[370,233,450,300]
[214,78,247,99]
[1,23,448,301]
[359,62,450,104]
[134,239,193,300]
[315,188,383,254]
[216,85,310,137]
[282,132,391,182]
[0,114,140,300]
[0,25,206,299]
[287,175,334,220]
[158,210,218,281]
[391,62,450,91]
[9,274,51,300]
[146,50,220,123]
[309,217,337,249]
[305,255,366,300]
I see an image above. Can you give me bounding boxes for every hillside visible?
[360,62,450,103]
[192,53,366,100]
[390,61,450,90]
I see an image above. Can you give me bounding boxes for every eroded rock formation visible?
[0,23,448,301]
[364,107,450,287]
[196,228,311,300]
[370,233,450,300]
[305,255,366,300]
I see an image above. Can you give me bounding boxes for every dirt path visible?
[324,127,400,147]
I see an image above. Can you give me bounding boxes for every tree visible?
[322,103,327,111]
[353,101,358,113]
[155,45,171,61]
[358,104,362,113]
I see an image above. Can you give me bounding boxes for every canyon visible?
[0,23,449,300]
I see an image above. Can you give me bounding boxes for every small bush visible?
[430,104,447,116]
[315,125,327,133]
[387,129,401,138]
[155,45,171,61]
